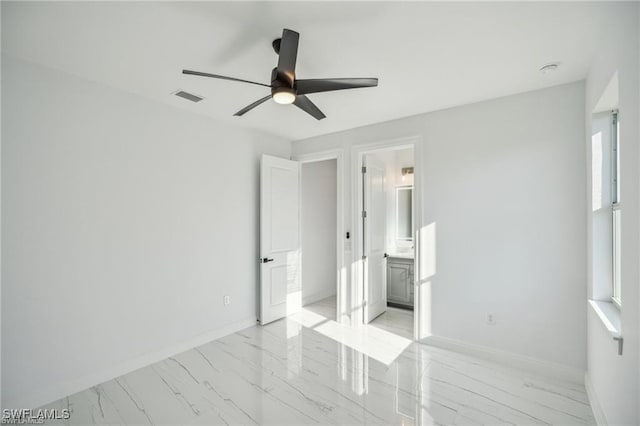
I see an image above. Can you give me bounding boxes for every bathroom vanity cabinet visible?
[387,256,414,309]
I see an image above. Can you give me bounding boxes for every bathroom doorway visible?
[356,143,417,340]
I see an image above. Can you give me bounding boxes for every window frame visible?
[611,110,621,307]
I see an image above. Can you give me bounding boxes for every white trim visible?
[5,317,257,410]
[585,373,608,426]
[588,299,621,338]
[350,135,423,340]
[422,335,585,384]
[293,149,345,324]
[294,149,342,164]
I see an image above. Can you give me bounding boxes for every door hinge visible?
[362,166,367,173]
[362,255,367,260]
[362,211,367,218]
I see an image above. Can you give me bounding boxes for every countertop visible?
[388,252,414,260]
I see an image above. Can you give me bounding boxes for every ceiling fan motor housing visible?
[272,38,281,54]
[271,66,294,87]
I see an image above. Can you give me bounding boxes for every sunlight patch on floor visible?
[289,307,412,365]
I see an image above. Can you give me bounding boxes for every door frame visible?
[293,149,345,324]
[351,135,423,340]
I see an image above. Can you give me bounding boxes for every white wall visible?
[301,159,337,305]
[584,3,640,425]
[293,81,586,372]
[1,56,291,409]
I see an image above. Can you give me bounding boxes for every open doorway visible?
[292,149,345,325]
[299,158,339,321]
[360,146,416,339]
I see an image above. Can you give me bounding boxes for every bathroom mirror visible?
[396,186,413,240]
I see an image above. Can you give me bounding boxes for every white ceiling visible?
[2,1,611,141]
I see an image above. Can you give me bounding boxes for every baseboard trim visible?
[584,373,608,426]
[421,335,585,384]
[5,316,257,410]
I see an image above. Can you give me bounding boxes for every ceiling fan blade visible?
[293,95,326,120]
[234,95,272,116]
[183,70,271,88]
[296,78,378,95]
[276,29,299,87]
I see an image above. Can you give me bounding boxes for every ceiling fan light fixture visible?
[272,87,296,105]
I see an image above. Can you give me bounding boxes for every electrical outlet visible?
[486,313,496,325]
[223,295,230,306]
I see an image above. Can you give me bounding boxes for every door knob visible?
[261,257,274,263]
[384,253,390,258]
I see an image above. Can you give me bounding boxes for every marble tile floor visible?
[303,296,338,321]
[304,296,414,340]
[41,312,595,425]
[369,305,413,341]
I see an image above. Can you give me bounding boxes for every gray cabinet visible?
[387,257,414,308]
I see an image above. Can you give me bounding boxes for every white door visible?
[364,155,387,323]
[260,154,301,325]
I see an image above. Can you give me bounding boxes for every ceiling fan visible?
[182,28,379,120]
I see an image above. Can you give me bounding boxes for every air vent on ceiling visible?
[174,90,204,103]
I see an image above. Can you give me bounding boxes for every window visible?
[611,111,621,306]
